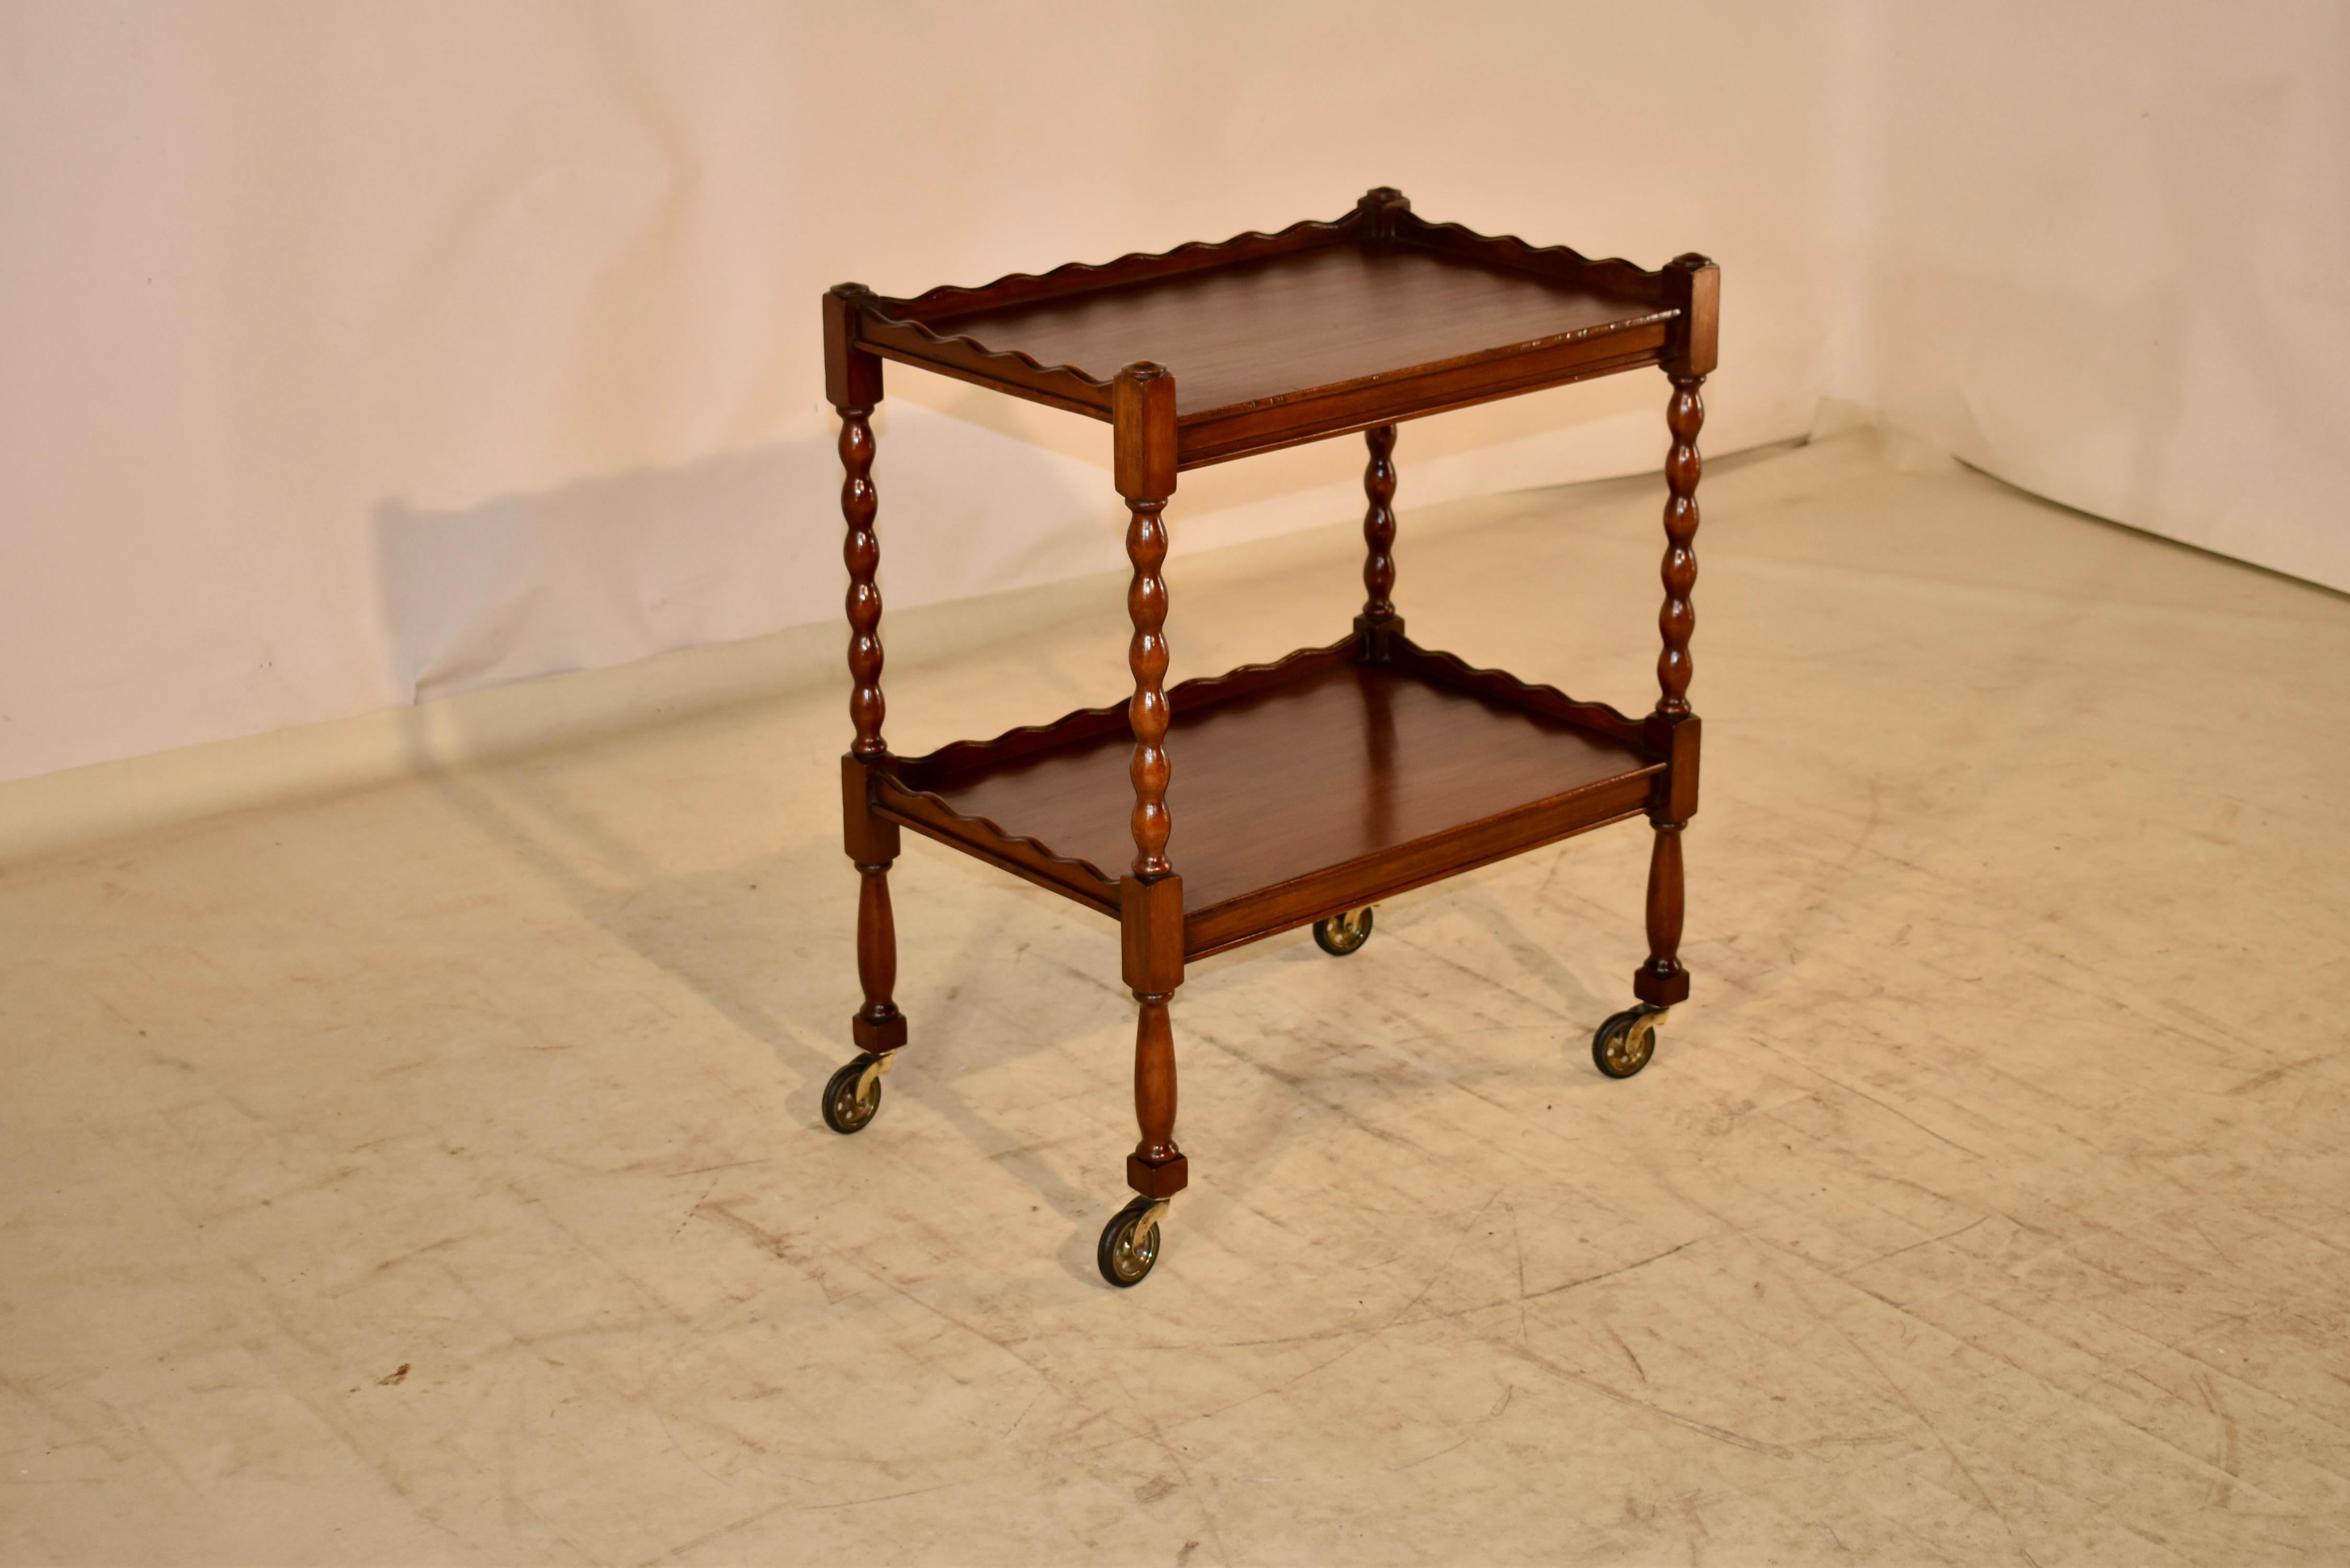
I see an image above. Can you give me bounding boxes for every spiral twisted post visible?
[1361,423,1399,624]
[837,401,905,1051]
[1655,375,1704,717]
[1125,494,1172,878]
[1111,363,1188,1203]
[1634,366,1708,1012]
[840,407,886,758]
[1114,362,1178,881]
[824,284,905,1054]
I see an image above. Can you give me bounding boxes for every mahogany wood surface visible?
[830,298,905,1052]
[1656,375,1704,717]
[917,245,1668,420]
[1634,370,1704,1008]
[876,648,1661,947]
[1122,488,1174,879]
[1120,874,1184,995]
[1115,365,1179,881]
[837,408,887,759]
[1360,424,1399,624]
[850,866,906,1052]
[837,195,1714,468]
[1126,995,1186,1197]
[1635,822,1690,1008]
[871,766,1119,914]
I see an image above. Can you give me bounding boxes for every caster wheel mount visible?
[821,1051,893,1134]
[1097,1196,1169,1288]
[1592,1005,1666,1079]
[1312,906,1375,956]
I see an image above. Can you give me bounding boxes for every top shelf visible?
[921,246,1670,420]
[832,189,1717,467]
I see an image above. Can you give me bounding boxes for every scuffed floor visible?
[4,428,2347,1564]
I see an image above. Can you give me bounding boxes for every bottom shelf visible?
[873,637,1671,956]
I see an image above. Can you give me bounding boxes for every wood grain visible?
[1125,993,1186,1198]
[1115,364,1179,881]
[836,197,1702,467]
[850,866,907,1051]
[1656,375,1704,717]
[1361,424,1399,625]
[1634,822,1689,1008]
[893,654,1660,924]
[838,407,886,758]
[918,244,1667,420]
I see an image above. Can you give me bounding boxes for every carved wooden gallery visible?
[820,190,1718,1287]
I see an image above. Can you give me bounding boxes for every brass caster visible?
[1312,907,1375,956]
[821,1049,895,1134]
[1097,1196,1170,1288]
[1592,1005,1666,1079]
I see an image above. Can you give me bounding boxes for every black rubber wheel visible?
[1312,907,1375,956]
[821,1053,883,1134]
[1096,1197,1164,1288]
[1591,1006,1662,1079]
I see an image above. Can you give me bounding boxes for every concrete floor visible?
[4,427,2348,1564]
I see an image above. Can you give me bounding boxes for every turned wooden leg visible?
[1634,821,1689,1007]
[1116,509,1185,1196]
[825,286,907,1062]
[1635,364,1704,1010]
[850,862,907,1051]
[1655,374,1703,716]
[1113,364,1188,1206]
[836,402,906,1051]
[1354,423,1402,651]
[1126,486,1172,879]
[1126,990,1188,1196]
[840,402,888,762]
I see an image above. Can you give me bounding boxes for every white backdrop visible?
[1844,3,2350,589]
[1,1,2342,785]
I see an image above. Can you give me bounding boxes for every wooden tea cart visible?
[820,190,1716,1287]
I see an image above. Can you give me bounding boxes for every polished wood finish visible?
[1122,492,1173,879]
[1634,822,1689,1008]
[831,282,904,1054]
[827,193,1717,1219]
[1115,364,1179,881]
[1360,424,1399,626]
[837,406,886,758]
[1633,368,1704,1008]
[1126,995,1186,1198]
[834,198,1715,469]
[1111,362,1185,1195]
[917,248,1665,425]
[1657,375,1704,717]
[1662,253,1720,378]
[874,639,1663,955]
[1643,712,1703,826]
[1119,873,1184,995]
[839,755,898,866]
[822,282,884,409]
[851,866,907,1051]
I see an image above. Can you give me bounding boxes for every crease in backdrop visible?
[1,0,2342,786]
